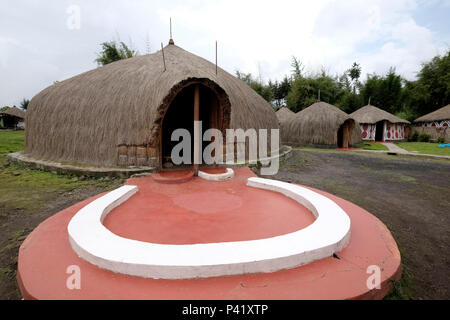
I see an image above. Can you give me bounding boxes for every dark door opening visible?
[161,84,222,168]
[375,121,384,141]
[337,120,353,148]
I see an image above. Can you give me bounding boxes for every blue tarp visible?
[437,143,450,148]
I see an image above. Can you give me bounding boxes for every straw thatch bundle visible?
[350,105,410,124]
[414,104,450,123]
[0,107,26,119]
[24,43,278,167]
[281,102,361,146]
[276,107,295,124]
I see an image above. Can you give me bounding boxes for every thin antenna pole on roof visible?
[169,18,174,45]
[368,96,371,105]
[161,42,166,72]
[215,41,218,75]
[318,89,321,102]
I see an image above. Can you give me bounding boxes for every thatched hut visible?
[350,105,410,141]
[0,107,26,129]
[23,42,279,170]
[276,107,295,125]
[281,101,361,148]
[412,104,450,142]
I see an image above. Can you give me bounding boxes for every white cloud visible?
[0,0,447,106]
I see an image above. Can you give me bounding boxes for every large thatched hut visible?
[412,104,450,142]
[350,104,410,141]
[281,101,361,148]
[23,42,279,170]
[0,107,25,129]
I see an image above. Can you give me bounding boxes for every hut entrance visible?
[161,83,224,170]
[375,121,384,141]
[337,119,353,148]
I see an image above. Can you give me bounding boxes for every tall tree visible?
[20,98,30,110]
[404,50,450,116]
[348,62,361,93]
[360,68,403,114]
[236,71,274,103]
[95,40,138,66]
[291,56,304,81]
[287,72,343,112]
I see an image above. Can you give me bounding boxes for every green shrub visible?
[418,133,431,142]
[437,137,445,144]
[410,130,419,142]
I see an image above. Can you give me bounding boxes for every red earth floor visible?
[17,167,401,300]
[104,168,315,244]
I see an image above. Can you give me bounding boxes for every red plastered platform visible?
[17,167,401,300]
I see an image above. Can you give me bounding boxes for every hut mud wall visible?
[409,123,450,142]
[384,123,406,141]
[360,124,376,141]
[360,122,406,141]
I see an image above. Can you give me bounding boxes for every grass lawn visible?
[0,130,117,212]
[396,142,450,156]
[358,142,389,151]
[0,130,123,299]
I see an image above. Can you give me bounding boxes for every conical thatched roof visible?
[414,104,450,123]
[24,43,278,167]
[0,107,26,119]
[276,107,295,124]
[281,101,361,146]
[350,104,410,124]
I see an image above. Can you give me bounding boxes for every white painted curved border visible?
[198,168,234,181]
[68,178,351,279]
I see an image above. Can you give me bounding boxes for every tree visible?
[95,40,138,66]
[404,50,450,116]
[286,72,344,112]
[360,68,403,114]
[236,71,273,103]
[291,56,304,81]
[20,98,30,110]
[348,62,361,94]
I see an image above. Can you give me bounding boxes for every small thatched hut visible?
[281,101,361,148]
[412,104,450,142]
[276,106,295,130]
[23,41,279,170]
[350,104,410,141]
[0,107,26,129]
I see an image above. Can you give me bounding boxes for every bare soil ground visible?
[265,148,450,299]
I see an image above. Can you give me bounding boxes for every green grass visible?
[0,130,24,156]
[359,142,389,151]
[0,130,118,213]
[396,142,450,156]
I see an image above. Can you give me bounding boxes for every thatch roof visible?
[414,104,450,123]
[0,107,26,119]
[24,43,278,167]
[350,104,410,124]
[276,107,295,124]
[281,101,362,146]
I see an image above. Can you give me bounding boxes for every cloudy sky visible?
[1,0,449,107]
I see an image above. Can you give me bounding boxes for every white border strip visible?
[198,168,234,181]
[68,178,351,279]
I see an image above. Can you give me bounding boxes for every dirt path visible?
[266,149,450,299]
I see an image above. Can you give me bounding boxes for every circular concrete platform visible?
[17,167,401,299]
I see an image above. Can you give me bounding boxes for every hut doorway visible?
[337,119,353,148]
[161,83,224,169]
[375,121,384,141]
